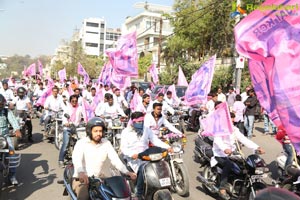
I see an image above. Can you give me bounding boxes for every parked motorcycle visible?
[0,133,21,188]
[160,130,189,197]
[197,150,268,200]
[62,164,132,200]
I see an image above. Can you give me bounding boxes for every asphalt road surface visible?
[1,119,282,200]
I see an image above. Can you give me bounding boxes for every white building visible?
[122,2,173,71]
[79,18,121,56]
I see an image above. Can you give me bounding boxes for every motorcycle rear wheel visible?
[173,162,189,197]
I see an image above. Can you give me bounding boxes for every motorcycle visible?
[197,150,268,200]
[132,146,174,200]
[275,165,300,196]
[104,115,127,152]
[62,164,132,200]
[0,133,21,187]
[45,110,64,141]
[193,133,214,167]
[15,110,31,142]
[160,130,189,197]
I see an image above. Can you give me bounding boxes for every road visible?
[1,119,282,200]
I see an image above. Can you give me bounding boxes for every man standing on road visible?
[244,89,258,139]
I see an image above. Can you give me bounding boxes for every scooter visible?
[62,164,132,200]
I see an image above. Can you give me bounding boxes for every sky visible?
[0,0,173,57]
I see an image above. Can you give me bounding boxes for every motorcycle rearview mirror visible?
[64,113,70,119]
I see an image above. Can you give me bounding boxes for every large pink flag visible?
[82,98,94,122]
[24,63,36,77]
[185,55,216,105]
[77,62,90,84]
[110,68,131,90]
[234,0,300,151]
[106,32,138,77]
[130,91,140,112]
[38,60,43,77]
[200,102,233,136]
[148,63,159,84]
[58,68,67,83]
[36,87,53,106]
[177,66,188,87]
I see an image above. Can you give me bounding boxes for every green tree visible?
[138,54,152,79]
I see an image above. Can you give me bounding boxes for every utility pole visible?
[157,17,163,71]
[234,0,242,94]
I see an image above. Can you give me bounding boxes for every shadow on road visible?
[1,153,57,200]
[255,127,265,134]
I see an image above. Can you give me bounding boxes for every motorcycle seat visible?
[104,176,130,198]
[286,166,300,177]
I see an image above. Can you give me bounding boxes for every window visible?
[100,44,104,52]
[101,23,105,28]
[86,22,99,27]
[100,33,104,39]
[146,21,151,29]
[86,31,98,34]
[86,43,98,47]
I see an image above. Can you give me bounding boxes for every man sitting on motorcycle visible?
[72,117,137,200]
[144,102,182,137]
[12,87,33,142]
[58,95,84,167]
[120,111,172,199]
[135,93,151,114]
[95,93,127,118]
[0,80,14,109]
[0,94,21,185]
[212,112,265,200]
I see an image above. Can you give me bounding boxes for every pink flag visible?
[106,32,138,77]
[177,66,188,87]
[77,62,90,84]
[185,55,216,105]
[99,63,112,86]
[155,86,165,99]
[130,91,140,112]
[58,68,67,83]
[38,60,43,77]
[82,98,94,122]
[24,63,36,77]
[234,0,300,151]
[148,63,159,84]
[111,68,131,90]
[68,86,74,95]
[167,84,180,105]
[200,102,233,136]
[46,75,54,88]
[36,87,53,106]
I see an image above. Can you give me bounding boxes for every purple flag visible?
[234,0,300,152]
[38,60,43,77]
[148,63,159,84]
[58,68,67,83]
[177,66,188,87]
[106,32,138,77]
[24,63,36,77]
[77,62,90,84]
[111,68,131,90]
[82,98,94,122]
[200,102,233,136]
[36,87,53,106]
[185,55,216,105]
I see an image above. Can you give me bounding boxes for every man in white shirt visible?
[135,93,151,114]
[144,102,182,137]
[217,88,226,103]
[205,93,218,115]
[95,94,126,118]
[43,87,63,133]
[164,91,174,106]
[58,95,84,167]
[120,111,171,198]
[149,93,175,115]
[13,87,33,142]
[114,88,128,110]
[82,85,92,101]
[212,112,264,199]
[72,117,136,200]
[1,81,15,106]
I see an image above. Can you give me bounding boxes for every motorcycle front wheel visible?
[173,162,189,197]
[248,182,267,200]
[153,189,173,200]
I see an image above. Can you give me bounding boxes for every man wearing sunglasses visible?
[58,95,84,168]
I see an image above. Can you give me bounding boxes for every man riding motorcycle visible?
[12,87,33,142]
[0,94,21,185]
[58,95,84,168]
[212,112,265,200]
[95,93,126,118]
[72,117,136,200]
[120,111,172,199]
[0,80,14,108]
[144,102,182,136]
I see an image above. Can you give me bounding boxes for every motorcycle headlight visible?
[255,167,265,175]
[171,142,182,153]
[0,137,7,149]
[171,115,179,123]
[113,119,122,127]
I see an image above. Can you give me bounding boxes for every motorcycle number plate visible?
[159,177,171,187]
[251,174,266,180]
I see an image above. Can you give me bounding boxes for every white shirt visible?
[212,127,259,158]
[62,104,84,126]
[217,93,226,102]
[95,102,126,117]
[164,97,174,106]
[149,100,175,115]
[241,92,248,103]
[120,126,170,173]
[44,95,63,116]
[114,94,129,108]
[72,137,128,178]
[33,88,46,98]
[144,112,182,136]
[1,88,14,102]
[13,96,31,111]
[205,100,215,115]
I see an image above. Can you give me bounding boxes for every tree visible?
[138,54,152,79]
